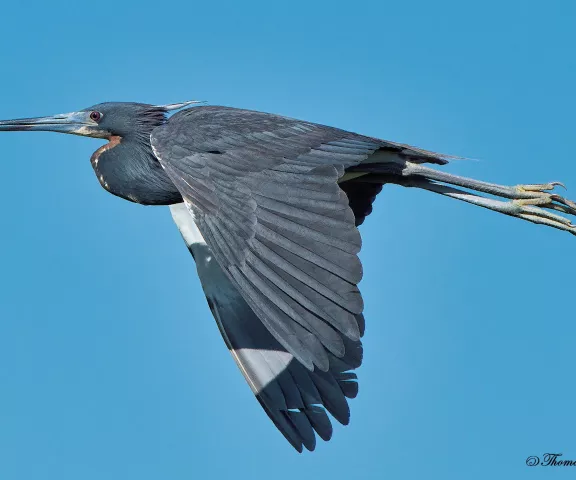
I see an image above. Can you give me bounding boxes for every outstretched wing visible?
[151,106,384,373]
[170,204,361,451]
[156,107,448,450]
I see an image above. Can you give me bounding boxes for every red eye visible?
[90,111,101,122]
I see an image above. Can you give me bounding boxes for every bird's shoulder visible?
[163,105,326,131]
[149,105,388,170]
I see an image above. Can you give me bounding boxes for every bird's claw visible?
[516,181,566,192]
[512,182,576,235]
[514,183,576,210]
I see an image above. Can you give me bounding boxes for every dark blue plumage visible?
[1,100,574,452]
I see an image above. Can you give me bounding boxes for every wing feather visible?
[152,107,377,372]
[170,203,360,451]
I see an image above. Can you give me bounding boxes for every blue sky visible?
[0,1,575,478]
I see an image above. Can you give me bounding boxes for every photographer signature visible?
[526,453,576,467]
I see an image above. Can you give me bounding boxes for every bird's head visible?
[0,100,202,205]
[0,100,202,139]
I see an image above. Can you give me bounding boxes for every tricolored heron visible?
[0,101,574,452]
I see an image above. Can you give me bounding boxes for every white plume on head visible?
[155,100,205,111]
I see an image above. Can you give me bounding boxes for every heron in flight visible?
[1,101,574,452]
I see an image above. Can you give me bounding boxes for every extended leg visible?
[365,164,576,235]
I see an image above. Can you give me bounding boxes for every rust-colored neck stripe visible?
[90,135,122,166]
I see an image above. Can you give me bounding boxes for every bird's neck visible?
[91,137,182,205]
[90,135,123,166]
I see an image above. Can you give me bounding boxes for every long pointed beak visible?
[0,111,98,135]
